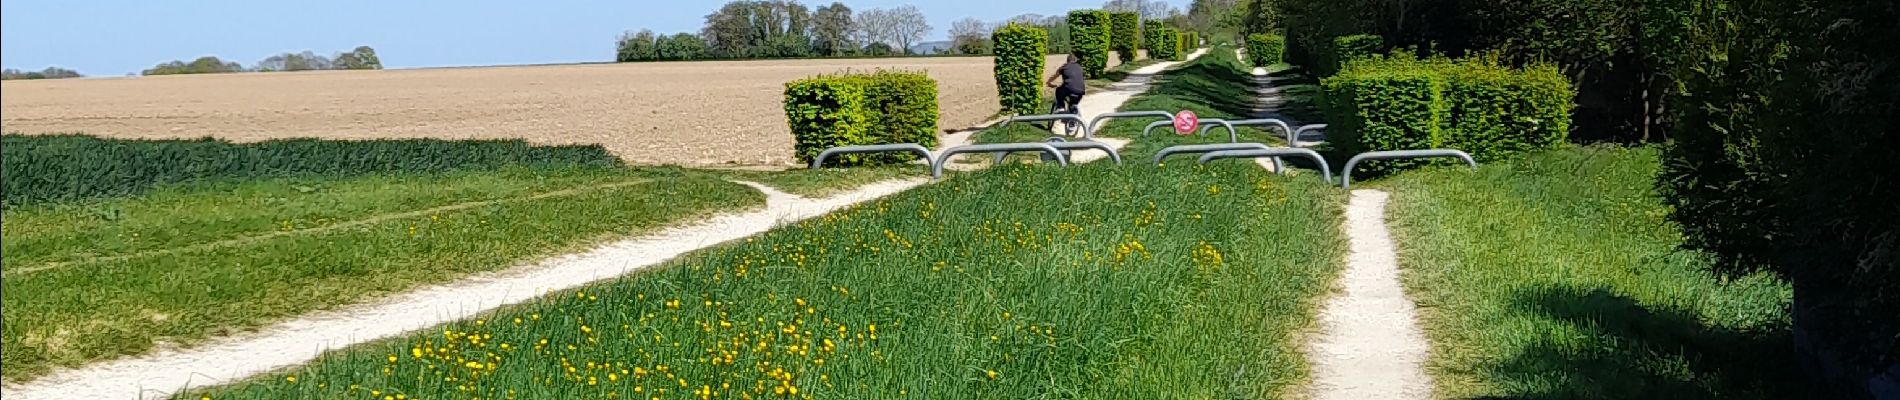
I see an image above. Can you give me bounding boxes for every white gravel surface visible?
[1306,189,1434,399]
[1,179,923,400]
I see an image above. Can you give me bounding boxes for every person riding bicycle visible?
[1044,53,1087,134]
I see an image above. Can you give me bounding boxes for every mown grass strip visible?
[1379,145,1804,399]
[1,169,762,382]
[182,162,1347,400]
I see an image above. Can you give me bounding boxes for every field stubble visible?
[0,56,1065,166]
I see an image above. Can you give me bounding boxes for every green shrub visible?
[1066,10,1112,78]
[0,135,622,206]
[784,70,940,166]
[1439,62,1572,160]
[1321,56,1572,175]
[1320,34,1384,76]
[1246,34,1285,66]
[992,23,1048,116]
[1147,28,1181,61]
[1110,12,1141,63]
[1143,22,1171,60]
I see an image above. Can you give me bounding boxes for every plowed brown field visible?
[0,55,1068,166]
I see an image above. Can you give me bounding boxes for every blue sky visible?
[2,1,1187,76]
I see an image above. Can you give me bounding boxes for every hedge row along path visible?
[5,52,1204,400]
[3,180,923,400]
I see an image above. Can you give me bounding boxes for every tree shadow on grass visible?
[1473,286,1811,400]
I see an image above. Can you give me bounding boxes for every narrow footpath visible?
[3,52,1206,400]
[937,49,1208,164]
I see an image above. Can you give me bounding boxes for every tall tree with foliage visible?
[812,3,855,56]
[617,30,660,62]
[950,18,993,55]
[1659,0,1898,396]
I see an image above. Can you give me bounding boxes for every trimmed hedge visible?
[1066,10,1112,78]
[1321,56,1572,175]
[0,135,622,206]
[1321,34,1384,76]
[1109,12,1141,64]
[992,23,1048,116]
[785,70,940,166]
[1143,22,1171,61]
[1246,34,1285,66]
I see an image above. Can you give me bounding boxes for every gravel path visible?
[1306,189,1434,399]
[0,179,924,400]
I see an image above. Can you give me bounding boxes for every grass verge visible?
[1380,145,1804,399]
[1,167,762,382]
[181,112,1347,400]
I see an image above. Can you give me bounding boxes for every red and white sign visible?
[1173,110,1199,135]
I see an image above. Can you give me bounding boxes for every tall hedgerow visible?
[784,70,940,166]
[1109,12,1141,63]
[1066,10,1111,78]
[1246,34,1284,66]
[992,23,1048,116]
[1143,21,1168,60]
[1321,34,1384,76]
[1321,55,1571,174]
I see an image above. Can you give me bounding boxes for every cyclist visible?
[1044,53,1086,135]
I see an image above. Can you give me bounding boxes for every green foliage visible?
[1321,55,1572,175]
[1657,1,1898,391]
[0,67,81,80]
[1319,34,1383,76]
[1066,10,1112,78]
[992,23,1048,116]
[657,33,710,60]
[333,46,382,70]
[616,30,660,62]
[142,56,245,75]
[0,135,622,207]
[1145,25,1182,61]
[1109,12,1141,63]
[1246,34,1285,66]
[784,70,939,166]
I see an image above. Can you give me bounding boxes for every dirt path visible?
[1306,189,1433,399]
[0,179,924,400]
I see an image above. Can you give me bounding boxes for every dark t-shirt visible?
[1059,62,1087,94]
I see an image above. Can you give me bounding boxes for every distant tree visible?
[617,30,661,62]
[256,51,332,72]
[855,8,899,53]
[701,1,814,58]
[144,56,245,75]
[336,46,383,70]
[812,3,856,56]
[862,42,897,57]
[949,18,993,55]
[888,5,931,54]
[658,33,709,60]
[1104,0,1182,20]
[1,67,82,80]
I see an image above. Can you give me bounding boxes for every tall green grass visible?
[1381,145,1804,399]
[183,161,1347,399]
[1,167,760,382]
[0,135,622,206]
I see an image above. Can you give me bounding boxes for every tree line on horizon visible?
[0,67,84,80]
[615,0,1228,62]
[140,46,383,76]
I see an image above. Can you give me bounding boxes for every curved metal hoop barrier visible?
[934,143,1069,179]
[1194,119,1240,143]
[1142,121,1177,136]
[1006,114,1091,138]
[1197,148,1334,182]
[1290,124,1328,147]
[1088,111,1174,138]
[1341,149,1477,189]
[991,140,1123,165]
[1201,119,1292,144]
[811,144,936,170]
[1152,142,1285,171]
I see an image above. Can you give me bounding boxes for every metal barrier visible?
[811,143,935,170]
[1152,143,1280,171]
[1197,148,1334,182]
[1088,111,1174,137]
[1290,124,1328,148]
[1142,121,1175,137]
[1194,119,1240,142]
[934,143,1069,179]
[1201,119,1291,143]
[1340,149,1478,189]
[991,139,1123,165]
[1006,114,1091,138]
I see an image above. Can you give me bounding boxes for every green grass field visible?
[0,166,765,382]
[181,161,1347,400]
[1379,145,1804,399]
